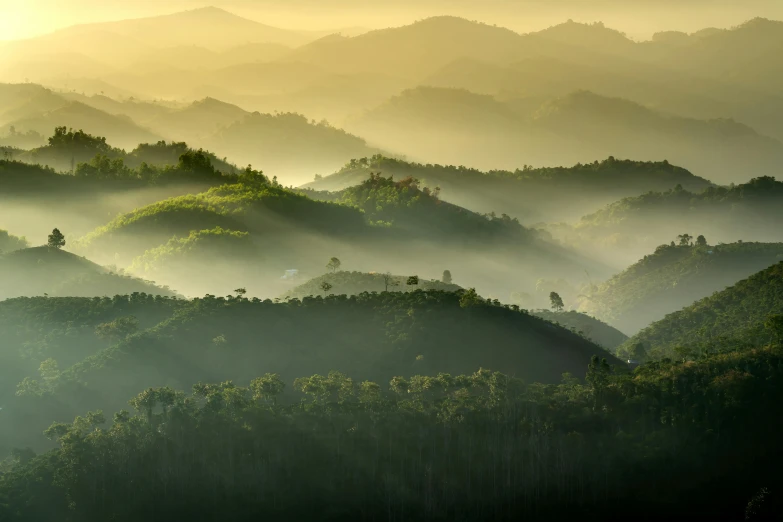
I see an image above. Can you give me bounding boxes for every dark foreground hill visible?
[0,290,617,456]
[619,261,783,360]
[578,241,783,334]
[0,246,178,300]
[3,328,783,521]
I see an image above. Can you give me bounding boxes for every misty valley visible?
[2,3,783,521]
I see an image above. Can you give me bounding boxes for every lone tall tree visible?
[47,228,65,249]
[326,257,341,273]
[549,291,564,312]
[677,233,693,246]
[442,270,452,284]
[382,272,399,292]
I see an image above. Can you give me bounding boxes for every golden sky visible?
[1,0,782,42]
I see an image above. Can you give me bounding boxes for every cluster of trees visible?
[315,173,531,241]
[2,339,783,520]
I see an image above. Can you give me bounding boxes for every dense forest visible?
[1,4,783,521]
[306,155,712,222]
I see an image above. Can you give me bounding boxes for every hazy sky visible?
[1,0,782,41]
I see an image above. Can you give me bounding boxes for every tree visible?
[549,292,564,312]
[406,275,419,286]
[47,228,65,249]
[629,342,647,362]
[234,288,247,298]
[459,288,481,308]
[326,257,341,273]
[677,233,693,246]
[442,270,452,284]
[695,235,707,247]
[95,316,139,343]
[382,272,399,292]
[320,281,333,294]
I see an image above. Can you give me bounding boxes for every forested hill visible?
[0,246,178,301]
[0,290,617,455]
[4,332,783,520]
[619,261,783,360]
[578,241,783,334]
[75,173,610,302]
[530,310,628,351]
[279,270,461,300]
[304,155,712,222]
[0,293,189,457]
[12,127,239,178]
[550,176,783,267]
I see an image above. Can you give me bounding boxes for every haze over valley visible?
[2,3,783,521]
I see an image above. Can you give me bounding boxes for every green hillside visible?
[579,241,783,334]
[76,176,366,262]
[305,155,712,223]
[0,293,189,455]
[3,330,783,521]
[0,290,616,452]
[279,270,461,300]
[619,261,783,360]
[0,246,178,301]
[530,310,628,351]
[557,176,783,265]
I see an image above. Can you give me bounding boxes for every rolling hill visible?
[578,241,783,334]
[555,176,783,265]
[304,155,712,223]
[279,270,462,300]
[618,261,783,360]
[530,310,629,351]
[8,101,161,152]
[347,87,783,183]
[74,174,612,301]
[205,112,379,183]
[144,97,248,144]
[0,246,178,301]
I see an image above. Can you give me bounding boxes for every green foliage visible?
[549,291,565,312]
[580,241,783,333]
[311,155,711,222]
[46,228,65,249]
[325,173,530,240]
[78,181,365,259]
[326,256,341,273]
[130,227,253,274]
[0,246,177,301]
[620,261,783,359]
[4,344,783,520]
